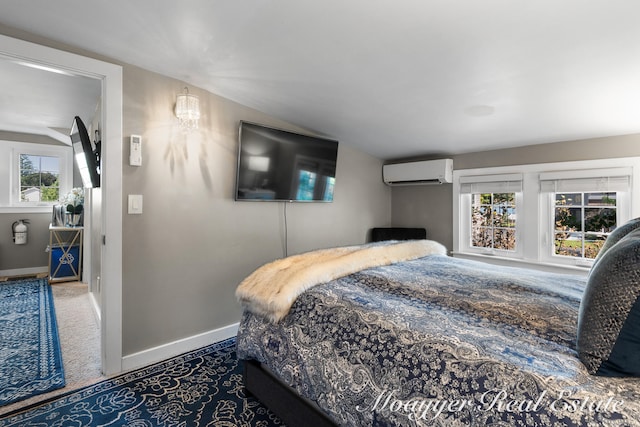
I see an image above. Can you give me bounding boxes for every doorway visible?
[0,33,123,375]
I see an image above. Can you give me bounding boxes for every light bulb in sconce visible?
[175,86,200,131]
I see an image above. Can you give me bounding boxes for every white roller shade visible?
[459,173,523,194]
[539,168,631,193]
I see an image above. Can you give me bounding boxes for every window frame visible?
[538,172,631,268]
[18,152,61,204]
[453,157,640,273]
[550,192,617,258]
[460,190,524,258]
[1,141,73,213]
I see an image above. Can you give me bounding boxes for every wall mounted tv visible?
[69,116,100,188]
[235,121,338,202]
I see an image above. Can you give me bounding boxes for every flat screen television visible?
[69,116,100,188]
[235,121,338,202]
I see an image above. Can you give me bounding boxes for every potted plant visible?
[61,188,84,227]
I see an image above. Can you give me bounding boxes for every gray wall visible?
[121,65,391,355]
[0,131,72,272]
[0,213,50,270]
[391,133,640,251]
[0,25,392,358]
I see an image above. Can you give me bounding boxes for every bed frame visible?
[241,229,426,425]
[243,359,338,426]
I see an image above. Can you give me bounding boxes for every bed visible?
[236,235,640,426]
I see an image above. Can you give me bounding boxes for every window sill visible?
[451,251,590,277]
[0,206,55,214]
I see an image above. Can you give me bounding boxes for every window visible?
[453,158,639,272]
[471,192,517,251]
[19,154,60,203]
[539,169,631,265]
[553,192,616,259]
[458,173,523,257]
[0,141,73,212]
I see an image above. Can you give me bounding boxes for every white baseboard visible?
[0,266,48,278]
[88,290,101,324]
[121,322,239,372]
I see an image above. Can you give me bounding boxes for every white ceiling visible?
[0,58,100,144]
[1,1,640,159]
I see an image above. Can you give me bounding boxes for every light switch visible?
[128,194,143,214]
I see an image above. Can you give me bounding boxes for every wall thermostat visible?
[130,135,142,166]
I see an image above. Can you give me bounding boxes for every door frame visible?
[0,33,124,375]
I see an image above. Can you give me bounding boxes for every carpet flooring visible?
[0,338,285,427]
[0,278,65,406]
[0,281,103,416]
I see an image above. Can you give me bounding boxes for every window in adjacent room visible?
[19,153,60,203]
[0,141,73,211]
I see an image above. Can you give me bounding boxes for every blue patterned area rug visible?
[0,338,284,426]
[0,278,65,407]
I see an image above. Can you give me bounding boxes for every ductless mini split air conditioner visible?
[383,158,453,185]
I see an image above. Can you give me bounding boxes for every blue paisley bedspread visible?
[236,254,640,426]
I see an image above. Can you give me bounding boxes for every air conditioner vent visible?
[383,159,453,186]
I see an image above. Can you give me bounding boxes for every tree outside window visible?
[20,154,60,203]
[554,192,617,259]
[471,192,516,251]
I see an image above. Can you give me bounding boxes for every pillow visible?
[577,228,640,376]
[592,217,640,266]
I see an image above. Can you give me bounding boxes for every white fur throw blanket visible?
[236,240,447,322]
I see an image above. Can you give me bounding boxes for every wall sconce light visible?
[175,86,200,130]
